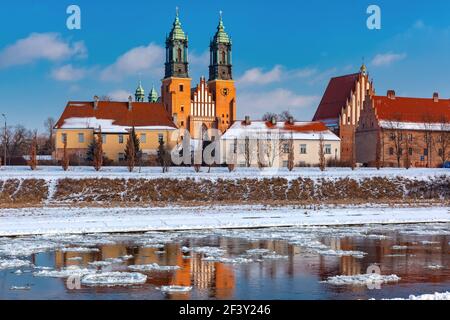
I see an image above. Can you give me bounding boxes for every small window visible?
[78,133,84,143]
[118,153,125,161]
[282,143,290,154]
[389,147,394,155]
[399,148,403,155]
[408,134,413,141]
[282,161,289,168]
[102,134,106,144]
[390,133,395,141]
[140,134,147,144]
[325,144,332,155]
[181,106,184,112]
[179,84,184,92]
[409,148,413,156]
[424,148,428,156]
[181,121,184,127]
[158,134,164,144]
[300,144,307,154]
[62,133,67,144]
[438,149,443,157]
[118,134,124,144]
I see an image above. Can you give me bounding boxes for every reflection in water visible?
[1,223,449,300]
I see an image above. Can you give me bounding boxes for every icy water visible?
[0,223,449,300]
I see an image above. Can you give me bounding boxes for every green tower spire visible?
[165,7,189,78]
[148,85,158,103]
[213,11,231,44]
[135,81,145,102]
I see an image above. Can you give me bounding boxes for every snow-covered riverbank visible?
[0,205,448,236]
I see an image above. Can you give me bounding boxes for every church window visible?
[140,134,147,144]
[181,106,184,112]
[181,121,184,127]
[78,133,84,143]
[177,48,182,62]
[118,134,124,144]
[179,84,184,92]
[221,51,226,64]
[424,148,428,156]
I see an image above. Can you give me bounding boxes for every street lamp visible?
[1,114,6,167]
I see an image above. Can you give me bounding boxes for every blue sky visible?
[1,0,450,131]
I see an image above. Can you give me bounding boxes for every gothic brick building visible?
[356,90,450,168]
[313,65,373,163]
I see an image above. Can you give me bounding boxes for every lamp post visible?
[1,114,6,167]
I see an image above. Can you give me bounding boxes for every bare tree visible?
[287,133,295,171]
[262,112,278,122]
[422,113,435,168]
[434,116,450,166]
[62,140,69,171]
[43,117,55,155]
[93,129,103,171]
[244,136,251,167]
[28,133,37,170]
[318,133,325,171]
[157,138,171,173]
[279,111,294,122]
[125,130,136,173]
[384,114,404,167]
[403,132,411,169]
[259,131,287,168]
[375,132,382,170]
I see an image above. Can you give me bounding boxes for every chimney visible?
[271,116,277,125]
[244,116,251,125]
[387,90,396,100]
[288,116,294,125]
[128,96,133,111]
[93,95,99,110]
[433,92,439,102]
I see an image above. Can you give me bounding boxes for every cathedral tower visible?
[161,9,192,131]
[208,12,236,133]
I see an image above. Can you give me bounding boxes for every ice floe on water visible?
[10,286,31,291]
[322,274,401,286]
[183,246,226,257]
[81,272,147,287]
[202,256,254,264]
[0,258,31,270]
[387,292,450,300]
[33,266,94,278]
[426,264,444,270]
[391,245,408,250]
[128,263,180,272]
[313,249,367,258]
[160,286,193,294]
[60,247,100,253]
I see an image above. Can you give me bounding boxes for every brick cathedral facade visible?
[161,11,236,140]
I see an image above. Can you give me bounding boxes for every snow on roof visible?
[379,120,450,132]
[60,117,176,133]
[222,121,340,141]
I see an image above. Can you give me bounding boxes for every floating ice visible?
[81,272,147,287]
[33,265,94,278]
[202,256,254,264]
[391,245,408,250]
[10,286,31,291]
[316,249,367,258]
[426,264,444,270]
[128,263,180,272]
[245,249,271,255]
[67,257,83,261]
[60,247,100,253]
[322,274,401,286]
[387,292,450,300]
[160,285,192,294]
[0,258,31,270]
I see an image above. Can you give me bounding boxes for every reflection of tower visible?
[191,254,215,289]
[208,12,236,134]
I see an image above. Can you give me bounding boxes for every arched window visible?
[177,48,182,62]
[221,51,226,64]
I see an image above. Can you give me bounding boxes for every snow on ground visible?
[0,166,448,181]
[0,258,31,270]
[0,205,448,236]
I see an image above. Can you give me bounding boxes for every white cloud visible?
[0,33,86,69]
[237,89,319,118]
[100,43,164,81]
[237,65,283,85]
[51,64,88,81]
[108,89,132,101]
[371,53,406,67]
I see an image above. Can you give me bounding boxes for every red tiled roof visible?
[284,121,329,132]
[313,73,360,121]
[373,96,450,123]
[55,101,177,129]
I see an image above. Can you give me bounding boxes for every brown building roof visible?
[313,73,360,121]
[55,101,177,129]
[373,95,450,123]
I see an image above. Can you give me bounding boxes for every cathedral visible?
[160,10,236,139]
